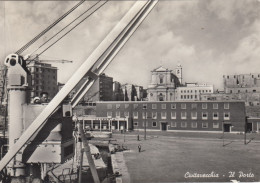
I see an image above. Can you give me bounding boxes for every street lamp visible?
[222,121,224,147]
[244,116,248,145]
[144,105,148,140]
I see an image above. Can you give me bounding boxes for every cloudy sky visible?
[1,0,260,90]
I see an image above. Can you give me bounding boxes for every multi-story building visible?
[72,73,113,102]
[147,66,181,101]
[27,62,58,100]
[122,83,137,101]
[113,81,124,101]
[74,101,246,133]
[176,83,214,101]
[134,85,144,101]
[223,74,260,93]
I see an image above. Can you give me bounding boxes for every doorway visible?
[161,122,167,131]
[247,122,253,132]
[223,124,231,132]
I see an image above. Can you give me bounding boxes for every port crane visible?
[0,0,158,182]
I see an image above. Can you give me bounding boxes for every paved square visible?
[113,132,260,183]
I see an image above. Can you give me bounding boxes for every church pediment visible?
[153,66,170,72]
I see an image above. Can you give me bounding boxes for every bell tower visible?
[175,64,182,84]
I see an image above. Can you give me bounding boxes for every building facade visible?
[27,62,58,100]
[113,81,124,101]
[175,64,183,84]
[176,83,214,101]
[87,101,245,133]
[122,84,137,101]
[72,73,113,102]
[147,66,181,101]
[223,74,260,93]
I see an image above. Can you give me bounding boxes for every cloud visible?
[1,0,260,91]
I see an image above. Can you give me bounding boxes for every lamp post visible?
[222,121,225,147]
[144,107,147,140]
[244,116,248,145]
[124,117,126,142]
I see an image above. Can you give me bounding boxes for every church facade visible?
[147,66,182,101]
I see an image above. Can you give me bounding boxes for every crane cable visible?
[27,1,101,60]
[37,0,108,57]
[15,1,85,55]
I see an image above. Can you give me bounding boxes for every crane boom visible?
[37,59,73,63]
[0,0,158,172]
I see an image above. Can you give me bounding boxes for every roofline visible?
[95,100,245,104]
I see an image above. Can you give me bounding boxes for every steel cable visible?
[27,1,101,60]
[16,1,85,55]
[37,0,108,57]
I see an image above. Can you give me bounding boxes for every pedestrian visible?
[138,144,141,153]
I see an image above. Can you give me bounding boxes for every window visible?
[171,104,176,109]
[124,112,129,117]
[213,122,219,128]
[161,104,166,109]
[116,111,120,118]
[224,103,229,109]
[181,103,186,109]
[224,112,230,120]
[143,104,147,109]
[191,112,197,120]
[171,112,176,119]
[213,112,219,120]
[202,122,208,128]
[171,122,177,127]
[152,112,157,119]
[134,122,138,126]
[213,103,218,109]
[142,121,148,127]
[202,112,208,120]
[107,111,112,118]
[134,104,138,109]
[181,122,187,128]
[181,112,187,119]
[152,104,157,109]
[152,122,157,127]
[191,103,197,109]
[161,112,167,119]
[116,104,120,109]
[133,111,138,119]
[191,122,197,128]
[202,103,207,109]
[159,74,164,84]
[107,104,112,109]
[142,112,147,119]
